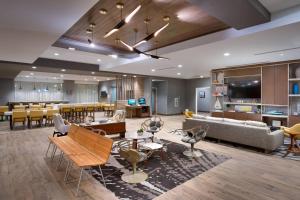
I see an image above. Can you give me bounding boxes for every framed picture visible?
[199,91,205,98]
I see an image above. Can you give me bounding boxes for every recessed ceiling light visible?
[123,74,127,77]
[253,80,259,83]
[106,78,110,80]
[177,72,181,75]
[133,75,137,78]
[53,77,57,79]
[61,69,66,72]
[32,66,37,69]
[93,77,96,80]
[84,78,88,81]
[60,74,64,78]
[91,72,95,75]
[68,47,75,51]
[151,69,156,72]
[30,72,34,76]
[247,83,252,86]
[25,75,29,78]
[97,79,100,81]
[99,8,108,15]
[54,53,59,56]
[224,52,230,56]
[178,64,183,68]
[200,75,204,78]
[110,54,118,59]
[280,53,284,56]
[97,59,101,62]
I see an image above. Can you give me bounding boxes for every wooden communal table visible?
[80,121,126,138]
[4,109,51,130]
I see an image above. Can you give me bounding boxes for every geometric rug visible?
[92,140,230,200]
[272,137,300,161]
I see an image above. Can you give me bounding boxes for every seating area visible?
[1,1,300,200]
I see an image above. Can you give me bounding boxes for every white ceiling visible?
[0,0,98,63]
[3,0,300,79]
[15,71,114,83]
[259,0,300,13]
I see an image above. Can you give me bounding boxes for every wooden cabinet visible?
[289,115,300,127]
[224,112,261,121]
[262,64,288,105]
[211,112,224,118]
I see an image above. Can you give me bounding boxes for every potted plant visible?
[137,128,144,136]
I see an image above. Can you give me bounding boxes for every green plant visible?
[137,128,143,133]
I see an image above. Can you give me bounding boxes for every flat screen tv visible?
[228,83,261,99]
[128,99,136,106]
[100,91,107,98]
[138,97,146,105]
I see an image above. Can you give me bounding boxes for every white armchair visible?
[53,114,70,137]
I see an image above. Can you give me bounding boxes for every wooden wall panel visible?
[262,66,275,105]
[274,64,288,105]
[224,67,261,77]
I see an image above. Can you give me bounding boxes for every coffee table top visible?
[125,132,153,140]
[141,142,163,150]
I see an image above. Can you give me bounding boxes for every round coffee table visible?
[125,132,153,149]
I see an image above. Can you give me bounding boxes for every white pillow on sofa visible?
[245,120,267,127]
[192,114,206,119]
[205,116,223,121]
[223,118,245,125]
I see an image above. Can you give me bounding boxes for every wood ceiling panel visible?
[58,0,229,55]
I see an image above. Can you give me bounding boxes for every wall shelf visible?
[261,114,288,118]
[289,94,300,97]
[223,102,261,106]
[289,78,300,81]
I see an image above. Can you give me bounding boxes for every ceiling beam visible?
[188,0,270,30]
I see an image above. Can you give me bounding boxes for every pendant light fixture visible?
[104,2,141,38]
[87,23,96,47]
[19,82,22,90]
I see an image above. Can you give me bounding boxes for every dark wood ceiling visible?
[55,0,229,56]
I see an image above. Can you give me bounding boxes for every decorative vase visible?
[293,83,299,94]
[296,67,300,78]
[214,98,222,110]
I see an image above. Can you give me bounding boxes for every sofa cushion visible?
[223,118,245,125]
[205,116,223,121]
[245,120,267,127]
[192,114,206,119]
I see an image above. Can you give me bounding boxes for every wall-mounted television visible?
[138,97,146,105]
[227,78,261,99]
[128,99,136,106]
[100,91,107,98]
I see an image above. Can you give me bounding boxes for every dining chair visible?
[0,106,9,121]
[46,109,59,126]
[12,110,27,129]
[29,110,44,128]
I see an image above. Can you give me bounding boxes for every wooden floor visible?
[0,114,299,200]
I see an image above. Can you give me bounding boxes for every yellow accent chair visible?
[0,106,9,121]
[281,124,300,148]
[184,110,194,118]
[12,110,27,129]
[29,110,44,128]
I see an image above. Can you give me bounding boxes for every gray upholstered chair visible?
[181,125,209,157]
[141,116,164,140]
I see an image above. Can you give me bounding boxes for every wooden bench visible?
[46,124,113,195]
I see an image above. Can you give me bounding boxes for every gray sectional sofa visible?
[183,115,284,152]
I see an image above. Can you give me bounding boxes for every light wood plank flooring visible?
[0,114,299,200]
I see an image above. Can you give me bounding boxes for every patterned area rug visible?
[272,137,300,161]
[91,140,230,200]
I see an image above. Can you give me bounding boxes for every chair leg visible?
[191,143,194,152]
[56,151,64,170]
[51,145,57,161]
[45,142,52,157]
[98,165,106,187]
[76,168,84,196]
[64,160,71,182]
[132,163,137,174]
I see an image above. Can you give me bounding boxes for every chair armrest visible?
[265,130,284,151]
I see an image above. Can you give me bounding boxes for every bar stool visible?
[60,106,72,121]
[85,104,95,121]
[73,105,85,123]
